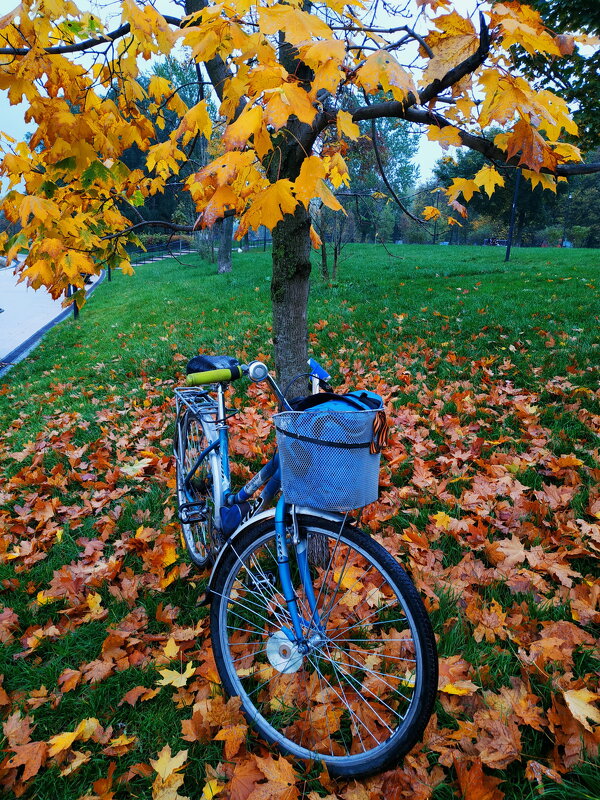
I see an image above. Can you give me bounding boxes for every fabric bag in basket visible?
[274,391,387,511]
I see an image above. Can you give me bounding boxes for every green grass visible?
[0,243,599,799]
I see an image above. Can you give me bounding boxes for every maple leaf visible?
[238,180,298,236]
[336,110,360,141]
[150,745,188,780]
[157,660,196,688]
[423,205,442,221]
[474,165,505,198]
[5,741,48,782]
[453,756,505,800]
[423,12,479,84]
[229,758,264,800]
[258,6,332,45]
[357,50,416,102]
[214,724,248,759]
[432,511,452,530]
[293,156,343,212]
[563,689,600,732]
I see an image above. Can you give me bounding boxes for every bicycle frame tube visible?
[216,384,231,498]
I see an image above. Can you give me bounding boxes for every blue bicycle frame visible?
[185,380,325,644]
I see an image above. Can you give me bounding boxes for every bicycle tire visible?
[174,409,216,568]
[210,515,438,778]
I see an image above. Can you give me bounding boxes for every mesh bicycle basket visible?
[274,394,383,511]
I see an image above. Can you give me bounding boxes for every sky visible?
[0,0,488,184]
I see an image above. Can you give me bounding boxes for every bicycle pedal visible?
[179,502,207,525]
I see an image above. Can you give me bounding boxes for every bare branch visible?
[0,17,182,56]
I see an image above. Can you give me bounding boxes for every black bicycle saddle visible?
[186,355,241,374]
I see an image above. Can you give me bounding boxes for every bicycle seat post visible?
[215,382,228,428]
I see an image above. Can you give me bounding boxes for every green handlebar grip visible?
[186,369,233,386]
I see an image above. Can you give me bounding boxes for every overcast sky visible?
[1,0,487,184]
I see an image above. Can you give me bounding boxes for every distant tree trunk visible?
[332,243,340,281]
[271,204,312,394]
[321,241,329,280]
[217,216,233,273]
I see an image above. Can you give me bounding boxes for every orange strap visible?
[370,410,389,454]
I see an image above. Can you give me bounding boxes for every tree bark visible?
[217,216,233,273]
[271,204,312,394]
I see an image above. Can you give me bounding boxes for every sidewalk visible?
[0,261,104,374]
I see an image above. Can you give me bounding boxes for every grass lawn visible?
[0,244,599,799]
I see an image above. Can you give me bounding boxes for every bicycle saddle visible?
[186,355,240,374]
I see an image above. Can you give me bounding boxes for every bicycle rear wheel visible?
[210,515,438,778]
[174,409,216,568]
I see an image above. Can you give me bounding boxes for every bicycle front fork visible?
[274,496,323,647]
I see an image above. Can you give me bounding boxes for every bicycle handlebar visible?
[186,366,243,386]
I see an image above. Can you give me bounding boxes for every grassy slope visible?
[0,244,599,799]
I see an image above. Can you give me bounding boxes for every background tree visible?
[1,1,600,386]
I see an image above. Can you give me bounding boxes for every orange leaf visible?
[214,724,247,758]
[5,741,48,782]
[454,756,504,800]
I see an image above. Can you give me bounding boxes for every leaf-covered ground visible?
[0,245,599,800]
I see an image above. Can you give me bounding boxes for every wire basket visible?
[274,408,381,511]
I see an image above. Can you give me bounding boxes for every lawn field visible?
[0,244,599,799]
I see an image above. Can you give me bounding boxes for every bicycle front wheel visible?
[210,515,438,778]
[174,410,216,568]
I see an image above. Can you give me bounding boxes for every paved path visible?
[0,262,104,374]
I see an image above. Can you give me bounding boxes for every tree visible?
[432,145,564,246]
[1,1,599,386]
[514,1,600,149]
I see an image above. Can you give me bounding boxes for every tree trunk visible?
[321,240,329,280]
[217,216,233,273]
[271,204,312,394]
[333,243,339,281]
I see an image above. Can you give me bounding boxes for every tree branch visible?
[0,17,182,56]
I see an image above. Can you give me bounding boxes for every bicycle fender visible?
[205,505,347,597]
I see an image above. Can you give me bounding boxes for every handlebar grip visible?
[186,366,242,385]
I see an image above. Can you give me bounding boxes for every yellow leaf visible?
[121,457,153,477]
[157,661,196,688]
[294,155,343,211]
[427,126,462,149]
[522,170,558,193]
[563,689,600,732]
[148,75,172,101]
[87,593,103,612]
[447,217,462,227]
[263,83,316,130]
[259,6,332,45]
[238,180,298,235]
[445,178,479,203]
[201,778,226,800]
[440,680,479,695]
[150,745,189,780]
[337,110,360,140]
[174,101,212,145]
[474,164,505,198]
[423,12,479,84]
[422,205,442,221]
[19,195,60,227]
[36,591,59,606]
[357,50,416,102]
[432,511,452,529]
[163,638,179,659]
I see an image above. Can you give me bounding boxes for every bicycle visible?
[174,354,438,778]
